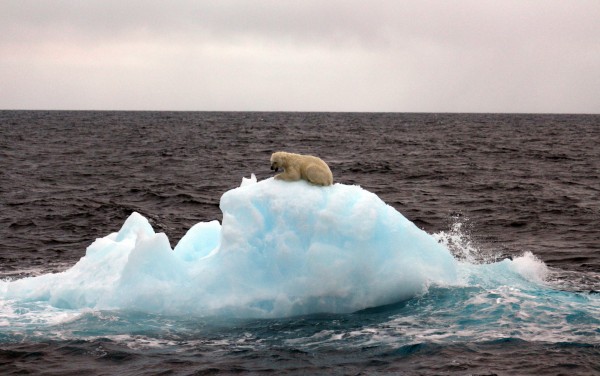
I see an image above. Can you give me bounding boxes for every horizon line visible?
[1,108,599,116]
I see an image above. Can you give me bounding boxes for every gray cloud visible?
[1,1,599,112]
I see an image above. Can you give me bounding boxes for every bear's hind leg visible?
[305,165,332,186]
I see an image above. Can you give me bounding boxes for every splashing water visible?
[0,176,598,350]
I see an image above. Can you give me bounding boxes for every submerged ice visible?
[1,177,460,317]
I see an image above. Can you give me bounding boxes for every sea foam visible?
[2,176,461,317]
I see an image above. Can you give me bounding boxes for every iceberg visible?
[1,177,459,317]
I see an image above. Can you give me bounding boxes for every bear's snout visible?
[271,164,279,172]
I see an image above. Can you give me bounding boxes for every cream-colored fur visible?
[270,151,333,186]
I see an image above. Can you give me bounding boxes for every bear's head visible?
[270,151,288,172]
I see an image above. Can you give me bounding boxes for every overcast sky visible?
[2,1,599,113]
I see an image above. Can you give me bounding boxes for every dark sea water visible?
[1,111,599,375]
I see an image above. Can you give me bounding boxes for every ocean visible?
[0,111,599,375]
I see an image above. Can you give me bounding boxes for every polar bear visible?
[270,151,333,186]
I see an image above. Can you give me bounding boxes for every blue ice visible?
[0,176,555,318]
